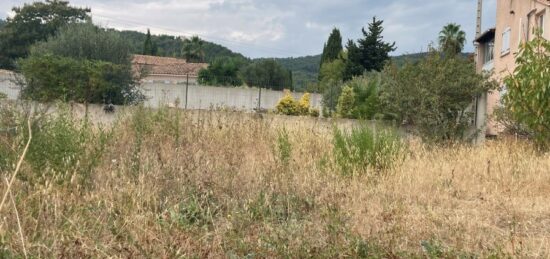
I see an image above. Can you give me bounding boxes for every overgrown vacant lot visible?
[1,105,549,258]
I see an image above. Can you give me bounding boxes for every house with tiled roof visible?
[132,54,208,85]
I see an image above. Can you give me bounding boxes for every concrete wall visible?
[0,72,323,112]
[141,82,323,111]
[0,70,19,100]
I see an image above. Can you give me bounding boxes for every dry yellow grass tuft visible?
[1,106,549,258]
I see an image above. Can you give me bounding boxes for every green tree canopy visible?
[198,57,245,86]
[357,17,396,72]
[343,39,364,81]
[0,19,5,30]
[31,22,131,65]
[20,22,142,105]
[0,0,90,69]
[320,28,343,65]
[182,36,205,63]
[240,59,292,90]
[143,29,158,56]
[438,23,466,56]
[319,58,345,85]
[343,17,395,80]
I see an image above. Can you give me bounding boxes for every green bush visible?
[503,32,550,150]
[20,54,141,104]
[0,104,111,185]
[380,52,496,143]
[336,85,355,118]
[19,22,144,104]
[333,124,404,176]
[276,128,292,166]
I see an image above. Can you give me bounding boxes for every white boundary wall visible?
[0,70,19,100]
[142,82,322,110]
[0,72,323,111]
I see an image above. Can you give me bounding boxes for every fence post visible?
[257,86,262,111]
[185,74,189,109]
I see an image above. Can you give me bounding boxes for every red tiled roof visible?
[132,55,208,77]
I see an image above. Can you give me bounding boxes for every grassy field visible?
[1,104,549,258]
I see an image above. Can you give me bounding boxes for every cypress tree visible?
[143,29,154,55]
[319,28,343,80]
[343,40,363,81]
[321,28,343,64]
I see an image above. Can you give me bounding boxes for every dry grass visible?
[1,106,549,258]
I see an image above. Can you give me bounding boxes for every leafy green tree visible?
[32,23,131,65]
[0,0,90,69]
[348,74,382,119]
[0,19,5,30]
[319,58,345,86]
[357,17,396,72]
[182,36,205,63]
[198,57,244,86]
[343,40,364,81]
[320,28,343,66]
[380,52,496,142]
[503,33,550,150]
[240,59,292,90]
[20,23,142,105]
[143,29,158,55]
[20,55,140,105]
[439,23,466,56]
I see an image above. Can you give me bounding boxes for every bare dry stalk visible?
[0,115,32,214]
[6,178,28,259]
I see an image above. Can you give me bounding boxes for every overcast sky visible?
[1,0,497,58]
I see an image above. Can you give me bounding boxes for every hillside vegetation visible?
[0,104,549,258]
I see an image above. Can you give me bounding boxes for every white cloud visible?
[0,0,497,58]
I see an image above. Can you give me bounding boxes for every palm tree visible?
[438,23,466,55]
[182,36,205,63]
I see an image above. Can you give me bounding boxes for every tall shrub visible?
[503,33,550,150]
[20,22,143,104]
[336,86,355,118]
[380,52,496,142]
[333,125,404,176]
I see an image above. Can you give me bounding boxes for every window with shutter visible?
[538,13,545,35]
[501,27,511,55]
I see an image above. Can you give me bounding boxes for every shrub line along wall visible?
[0,72,323,111]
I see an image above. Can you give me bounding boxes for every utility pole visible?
[476,0,483,37]
[474,0,487,145]
[185,74,189,109]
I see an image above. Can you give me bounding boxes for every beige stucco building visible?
[476,0,549,135]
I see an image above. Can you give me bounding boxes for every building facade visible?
[132,55,208,85]
[477,0,549,135]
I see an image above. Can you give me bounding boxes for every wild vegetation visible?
[19,22,143,105]
[0,0,90,70]
[1,1,550,257]
[0,104,549,258]
[502,32,550,150]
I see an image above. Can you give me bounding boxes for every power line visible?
[91,14,305,57]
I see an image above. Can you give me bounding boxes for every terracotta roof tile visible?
[132,55,208,76]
